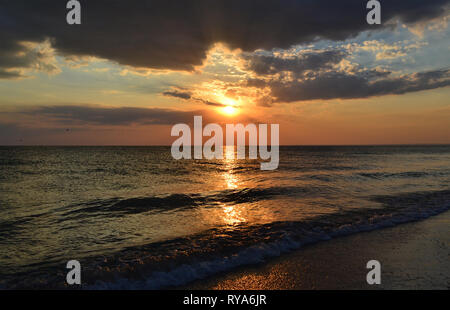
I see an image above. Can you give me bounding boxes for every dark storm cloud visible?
[244,50,348,76]
[251,68,450,103]
[1,0,449,76]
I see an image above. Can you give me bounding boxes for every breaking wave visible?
[70,189,450,289]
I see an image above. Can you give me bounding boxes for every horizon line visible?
[1,143,450,147]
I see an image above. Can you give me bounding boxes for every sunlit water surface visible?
[0,146,449,288]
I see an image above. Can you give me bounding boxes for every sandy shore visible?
[185,210,449,290]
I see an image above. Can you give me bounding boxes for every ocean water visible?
[0,145,449,289]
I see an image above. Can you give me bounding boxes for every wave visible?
[60,185,336,220]
[83,189,450,289]
[0,218,33,242]
[358,171,446,180]
[2,189,449,289]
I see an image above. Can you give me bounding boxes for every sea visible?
[0,145,449,289]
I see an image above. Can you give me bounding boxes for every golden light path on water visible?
[221,146,246,226]
[198,146,278,228]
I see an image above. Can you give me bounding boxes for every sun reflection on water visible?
[220,145,247,225]
[223,146,238,189]
[222,205,246,226]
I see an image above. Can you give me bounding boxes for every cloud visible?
[243,50,348,76]
[0,69,23,79]
[0,40,60,79]
[232,46,450,104]
[0,105,259,144]
[344,39,429,61]
[11,104,257,127]
[162,90,192,100]
[199,100,225,107]
[162,88,226,107]
[21,105,207,126]
[249,68,450,103]
[1,0,449,74]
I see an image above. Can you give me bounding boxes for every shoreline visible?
[184,210,450,290]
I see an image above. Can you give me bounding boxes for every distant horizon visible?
[2,143,450,147]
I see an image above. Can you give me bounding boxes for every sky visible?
[0,0,449,145]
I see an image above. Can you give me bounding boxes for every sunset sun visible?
[222,105,238,116]
[220,97,239,116]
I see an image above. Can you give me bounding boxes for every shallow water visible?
[0,145,449,288]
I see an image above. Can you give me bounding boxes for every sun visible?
[222,105,238,116]
[219,97,239,116]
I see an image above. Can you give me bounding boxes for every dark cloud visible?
[244,50,348,76]
[0,39,59,79]
[251,68,450,103]
[1,0,449,75]
[0,42,30,69]
[0,69,23,79]
[0,105,259,144]
[162,89,225,107]
[23,105,205,125]
[242,49,449,103]
[162,90,192,100]
[15,104,255,127]
[200,100,225,107]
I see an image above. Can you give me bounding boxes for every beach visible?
[185,210,450,290]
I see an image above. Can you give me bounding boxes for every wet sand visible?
[185,211,449,290]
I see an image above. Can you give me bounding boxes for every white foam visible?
[88,202,450,290]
